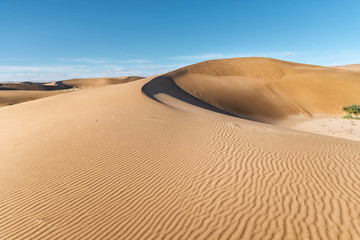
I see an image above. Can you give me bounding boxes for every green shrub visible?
[342,104,360,115]
[343,114,354,119]
[343,104,360,120]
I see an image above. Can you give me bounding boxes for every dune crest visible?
[168,57,360,122]
[60,76,143,88]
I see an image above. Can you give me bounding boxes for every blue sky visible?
[0,0,360,82]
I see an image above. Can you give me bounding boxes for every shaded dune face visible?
[168,58,360,122]
[142,75,235,116]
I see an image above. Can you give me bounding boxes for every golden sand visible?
[0,58,359,239]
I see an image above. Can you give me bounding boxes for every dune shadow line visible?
[142,75,235,117]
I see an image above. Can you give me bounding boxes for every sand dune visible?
[335,64,360,72]
[169,58,360,123]
[0,82,71,91]
[0,76,143,91]
[0,58,360,239]
[0,90,65,107]
[60,76,144,88]
[0,76,143,107]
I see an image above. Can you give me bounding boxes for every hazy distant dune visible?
[61,76,144,88]
[334,64,360,72]
[0,76,143,107]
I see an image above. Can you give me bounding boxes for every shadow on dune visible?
[142,75,236,117]
[0,82,72,91]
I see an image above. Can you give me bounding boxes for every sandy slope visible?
[289,115,360,141]
[170,58,360,123]
[335,64,360,72]
[0,58,360,239]
[0,90,65,107]
[61,76,143,88]
[0,76,143,107]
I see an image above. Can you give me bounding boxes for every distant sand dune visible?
[0,76,143,107]
[0,90,64,107]
[61,76,143,88]
[0,58,360,239]
[335,64,360,72]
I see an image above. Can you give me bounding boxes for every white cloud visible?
[294,50,360,66]
[58,58,151,64]
[0,65,86,73]
[0,72,71,82]
[0,58,28,61]
[0,51,313,83]
[58,58,109,64]
[115,59,151,64]
[281,52,293,57]
[97,64,183,78]
[0,63,182,82]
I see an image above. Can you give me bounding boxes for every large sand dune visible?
[169,58,360,122]
[0,58,360,239]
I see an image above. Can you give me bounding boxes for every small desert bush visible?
[343,114,354,119]
[343,104,360,120]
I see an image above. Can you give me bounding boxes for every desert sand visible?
[335,64,360,72]
[288,115,360,141]
[0,76,143,107]
[0,58,360,239]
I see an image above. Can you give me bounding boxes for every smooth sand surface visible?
[0,58,360,239]
[61,76,144,88]
[335,64,360,72]
[0,90,66,107]
[0,76,143,107]
[284,115,360,141]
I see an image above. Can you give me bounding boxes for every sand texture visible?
[287,115,360,141]
[335,64,360,72]
[170,58,360,123]
[0,58,360,239]
[0,76,143,107]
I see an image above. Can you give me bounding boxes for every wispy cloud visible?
[0,65,86,73]
[289,50,360,66]
[0,72,72,82]
[0,63,182,82]
[95,64,182,78]
[115,59,151,64]
[281,52,293,57]
[57,58,151,64]
[1,51,317,82]
[0,58,29,61]
[58,58,109,64]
